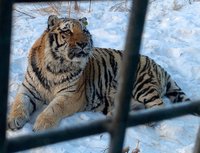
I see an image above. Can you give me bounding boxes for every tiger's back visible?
[84,47,190,114]
[84,48,122,114]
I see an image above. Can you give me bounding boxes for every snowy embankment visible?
[8,0,200,153]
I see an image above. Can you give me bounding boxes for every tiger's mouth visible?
[68,51,90,60]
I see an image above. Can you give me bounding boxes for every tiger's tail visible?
[165,77,190,103]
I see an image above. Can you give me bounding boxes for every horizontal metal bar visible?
[7,100,200,152]
[13,0,113,3]
[127,100,200,127]
[0,0,13,152]
[109,0,149,153]
[7,118,111,153]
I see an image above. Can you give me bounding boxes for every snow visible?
[8,0,200,152]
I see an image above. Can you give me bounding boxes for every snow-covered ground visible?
[7,0,200,152]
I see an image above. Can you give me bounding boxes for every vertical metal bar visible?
[108,0,149,153]
[0,0,13,152]
[194,126,200,153]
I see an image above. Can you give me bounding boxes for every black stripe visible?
[54,33,66,50]
[95,48,101,55]
[49,33,54,46]
[50,49,60,60]
[165,71,168,78]
[102,97,109,115]
[31,52,51,90]
[134,76,152,93]
[30,99,36,113]
[139,56,150,73]
[74,80,85,101]
[46,65,55,74]
[22,83,42,102]
[46,64,69,74]
[147,102,163,108]
[91,59,96,103]
[114,49,123,57]
[135,71,147,85]
[112,79,118,89]
[56,84,76,94]
[144,95,160,104]
[109,51,118,77]
[166,91,184,97]
[86,61,92,104]
[78,79,85,92]
[184,98,191,101]
[108,70,113,84]
[142,88,157,97]
[58,88,76,94]
[24,93,36,114]
[48,34,61,60]
[25,75,42,99]
[54,69,82,85]
[135,60,141,78]
[101,57,108,88]
[135,86,152,100]
[101,49,108,59]
[27,70,34,81]
[68,73,73,80]
[166,81,171,91]
[96,60,102,89]
[54,33,60,48]
[98,51,111,113]
[68,69,82,81]
[176,95,185,102]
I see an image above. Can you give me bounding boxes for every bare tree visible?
[89,0,92,12]
[74,1,80,11]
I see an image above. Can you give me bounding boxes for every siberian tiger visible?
[8,15,190,131]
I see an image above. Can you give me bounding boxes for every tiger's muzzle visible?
[68,48,90,60]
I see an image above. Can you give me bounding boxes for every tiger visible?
[7,15,190,131]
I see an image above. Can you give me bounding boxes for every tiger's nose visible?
[76,42,88,49]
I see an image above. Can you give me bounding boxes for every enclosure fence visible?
[0,0,200,153]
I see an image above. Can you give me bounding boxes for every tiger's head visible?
[47,15,93,63]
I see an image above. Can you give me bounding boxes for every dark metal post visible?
[109,0,149,153]
[194,126,200,153]
[0,0,13,152]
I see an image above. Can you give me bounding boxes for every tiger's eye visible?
[62,29,72,35]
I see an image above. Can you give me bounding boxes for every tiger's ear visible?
[47,15,59,31]
[79,17,88,26]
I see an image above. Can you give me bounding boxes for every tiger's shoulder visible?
[91,47,123,63]
[28,31,48,63]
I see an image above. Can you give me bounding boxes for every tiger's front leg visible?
[33,94,85,131]
[8,82,43,130]
[8,93,33,130]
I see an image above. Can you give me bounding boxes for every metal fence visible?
[0,0,200,153]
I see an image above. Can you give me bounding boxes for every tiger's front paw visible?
[33,113,57,132]
[7,111,29,130]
